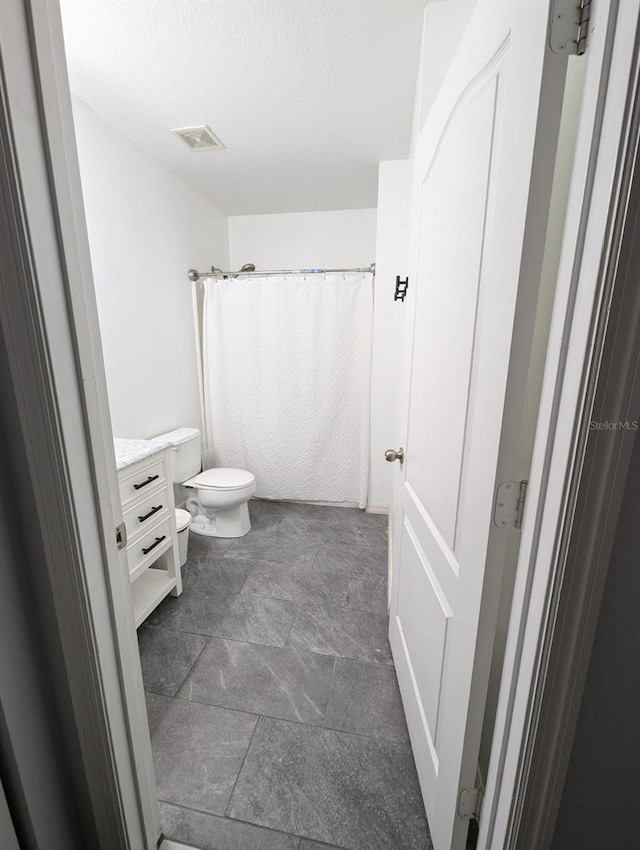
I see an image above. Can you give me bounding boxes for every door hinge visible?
[115,521,127,550]
[394,276,409,302]
[493,480,528,530]
[550,0,591,55]
[458,786,483,820]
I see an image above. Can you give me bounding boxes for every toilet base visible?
[188,501,251,538]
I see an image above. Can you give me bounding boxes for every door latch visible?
[115,521,127,550]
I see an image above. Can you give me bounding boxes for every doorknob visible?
[385,447,405,463]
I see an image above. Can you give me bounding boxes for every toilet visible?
[154,427,255,538]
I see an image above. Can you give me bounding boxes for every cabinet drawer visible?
[126,514,173,581]
[123,485,171,544]
[119,456,167,507]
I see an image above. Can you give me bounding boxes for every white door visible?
[389,3,569,849]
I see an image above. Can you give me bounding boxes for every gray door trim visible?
[511,17,640,850]
[0,0,144,846]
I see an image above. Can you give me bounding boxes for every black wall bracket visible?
[394,276,409,302]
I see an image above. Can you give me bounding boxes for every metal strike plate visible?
[115,521,127,550]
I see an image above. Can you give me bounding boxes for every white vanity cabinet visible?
[114,439,182,627]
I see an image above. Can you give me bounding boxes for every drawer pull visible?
[133,474,159,491]
[139,505,162,523]
[142,535,166,555]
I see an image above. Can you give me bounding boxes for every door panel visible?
[389,3,568,849]
[397,518,452,739]
[407,78,496,549]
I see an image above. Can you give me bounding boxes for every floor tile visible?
[146,687,176,737]
[324,659,409,743]
[344,574,388,614]
[137,625,208,697]
[315,542,387,576]
[184,556,256,596]
[287,604,393,665]
[160,802,300,850]
[283,511,388,551]
[271,502,348,524]
[351,515,388,550]
[277,516,361,549]
[248,499,288,529]
[228,717,431,850]
[147,591,298,647]
[146,693,257,816]
[187,533,234,558]
[143,501,426,850]
[179,639,335,725]
[240,558,349,608]
[225,525,318,566]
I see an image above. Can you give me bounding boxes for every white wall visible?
[228,209,377,270]
[371,161,412,509]
[72,97,229,439]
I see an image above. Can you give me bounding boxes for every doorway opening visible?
[58,1,434,848]
[8,0,620,846]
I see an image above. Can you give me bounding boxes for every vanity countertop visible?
[113,437,172,471]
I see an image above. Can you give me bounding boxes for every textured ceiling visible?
[59,0,426,215]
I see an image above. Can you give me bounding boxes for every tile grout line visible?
[172,630,339,663]
[159,798,355,850]
[323,654,339,728]
[148,586,389,622]
[171,636,211,699]
[146,690,410,748]
[281,552,321,647]
[145,603,394,664]
[223,714,262,819]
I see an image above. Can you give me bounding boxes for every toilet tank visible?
[154,427,201,482]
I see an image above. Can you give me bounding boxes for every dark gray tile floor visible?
[140,499,432,850]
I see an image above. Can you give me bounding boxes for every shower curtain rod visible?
[187,263,375,282]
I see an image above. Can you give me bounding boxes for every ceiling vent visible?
[170,124,225,152]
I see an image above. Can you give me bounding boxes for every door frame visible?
[0,0,158,846]
[479,2,640,847]
[0,780,19,850]
[1,1,639,849]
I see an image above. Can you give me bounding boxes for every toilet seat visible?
[192,468,255,491]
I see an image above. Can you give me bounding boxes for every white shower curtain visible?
[202,273,373,507]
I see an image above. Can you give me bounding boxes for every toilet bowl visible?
[184,468,256,538]
[153,427,255,539]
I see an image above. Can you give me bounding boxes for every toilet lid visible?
[193,468,255,491]
[175,508,192,532]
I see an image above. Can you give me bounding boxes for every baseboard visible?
[387,511,393,612]
[365,504,390,515]
[252,497,361,509]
